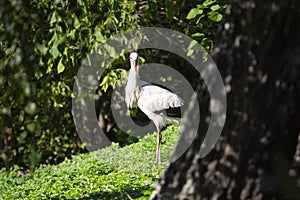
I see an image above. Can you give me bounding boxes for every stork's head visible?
[130,52,138,72]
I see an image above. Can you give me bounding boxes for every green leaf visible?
[35,71,43,80]
[94,30,104,42]
[208,11,223,22]
[73,16,81,29]
[49,11,62,25]
[211,4,221,11]
[35,43,48,55]
[186,8,203,20]
[192,32,205,38]
[196,4,204,9]
[57,58,65,74]
[68,29,76,40]
[25,102,36,115]
[34,29,44,42]
[50,45,59,58]
[165,2,174,20]
[203,0,216,7]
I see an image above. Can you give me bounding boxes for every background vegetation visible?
[0,0,225,170]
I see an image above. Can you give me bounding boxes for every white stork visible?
[125,52,184,163]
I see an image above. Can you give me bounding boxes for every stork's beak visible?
[131,60,137,72]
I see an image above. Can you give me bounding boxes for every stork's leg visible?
[156,128,162,163]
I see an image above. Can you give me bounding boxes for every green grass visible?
[0,125,180,200]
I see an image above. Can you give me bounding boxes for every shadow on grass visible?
[72,186,152,200]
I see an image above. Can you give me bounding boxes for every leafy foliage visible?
[0,0,225,169]
[0,125,180,199]
[0,0,139,169]
[186,0,227,51]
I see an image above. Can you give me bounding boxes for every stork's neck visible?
[130,59,139,77]
[125,64,140,108]
[129,66,139,87]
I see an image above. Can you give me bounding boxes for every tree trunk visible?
[152,0,300,199]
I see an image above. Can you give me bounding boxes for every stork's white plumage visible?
[125,52,184,163]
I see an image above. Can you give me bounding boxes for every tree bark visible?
[152,0,300,199]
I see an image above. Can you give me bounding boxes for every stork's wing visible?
[137,83,184,113]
